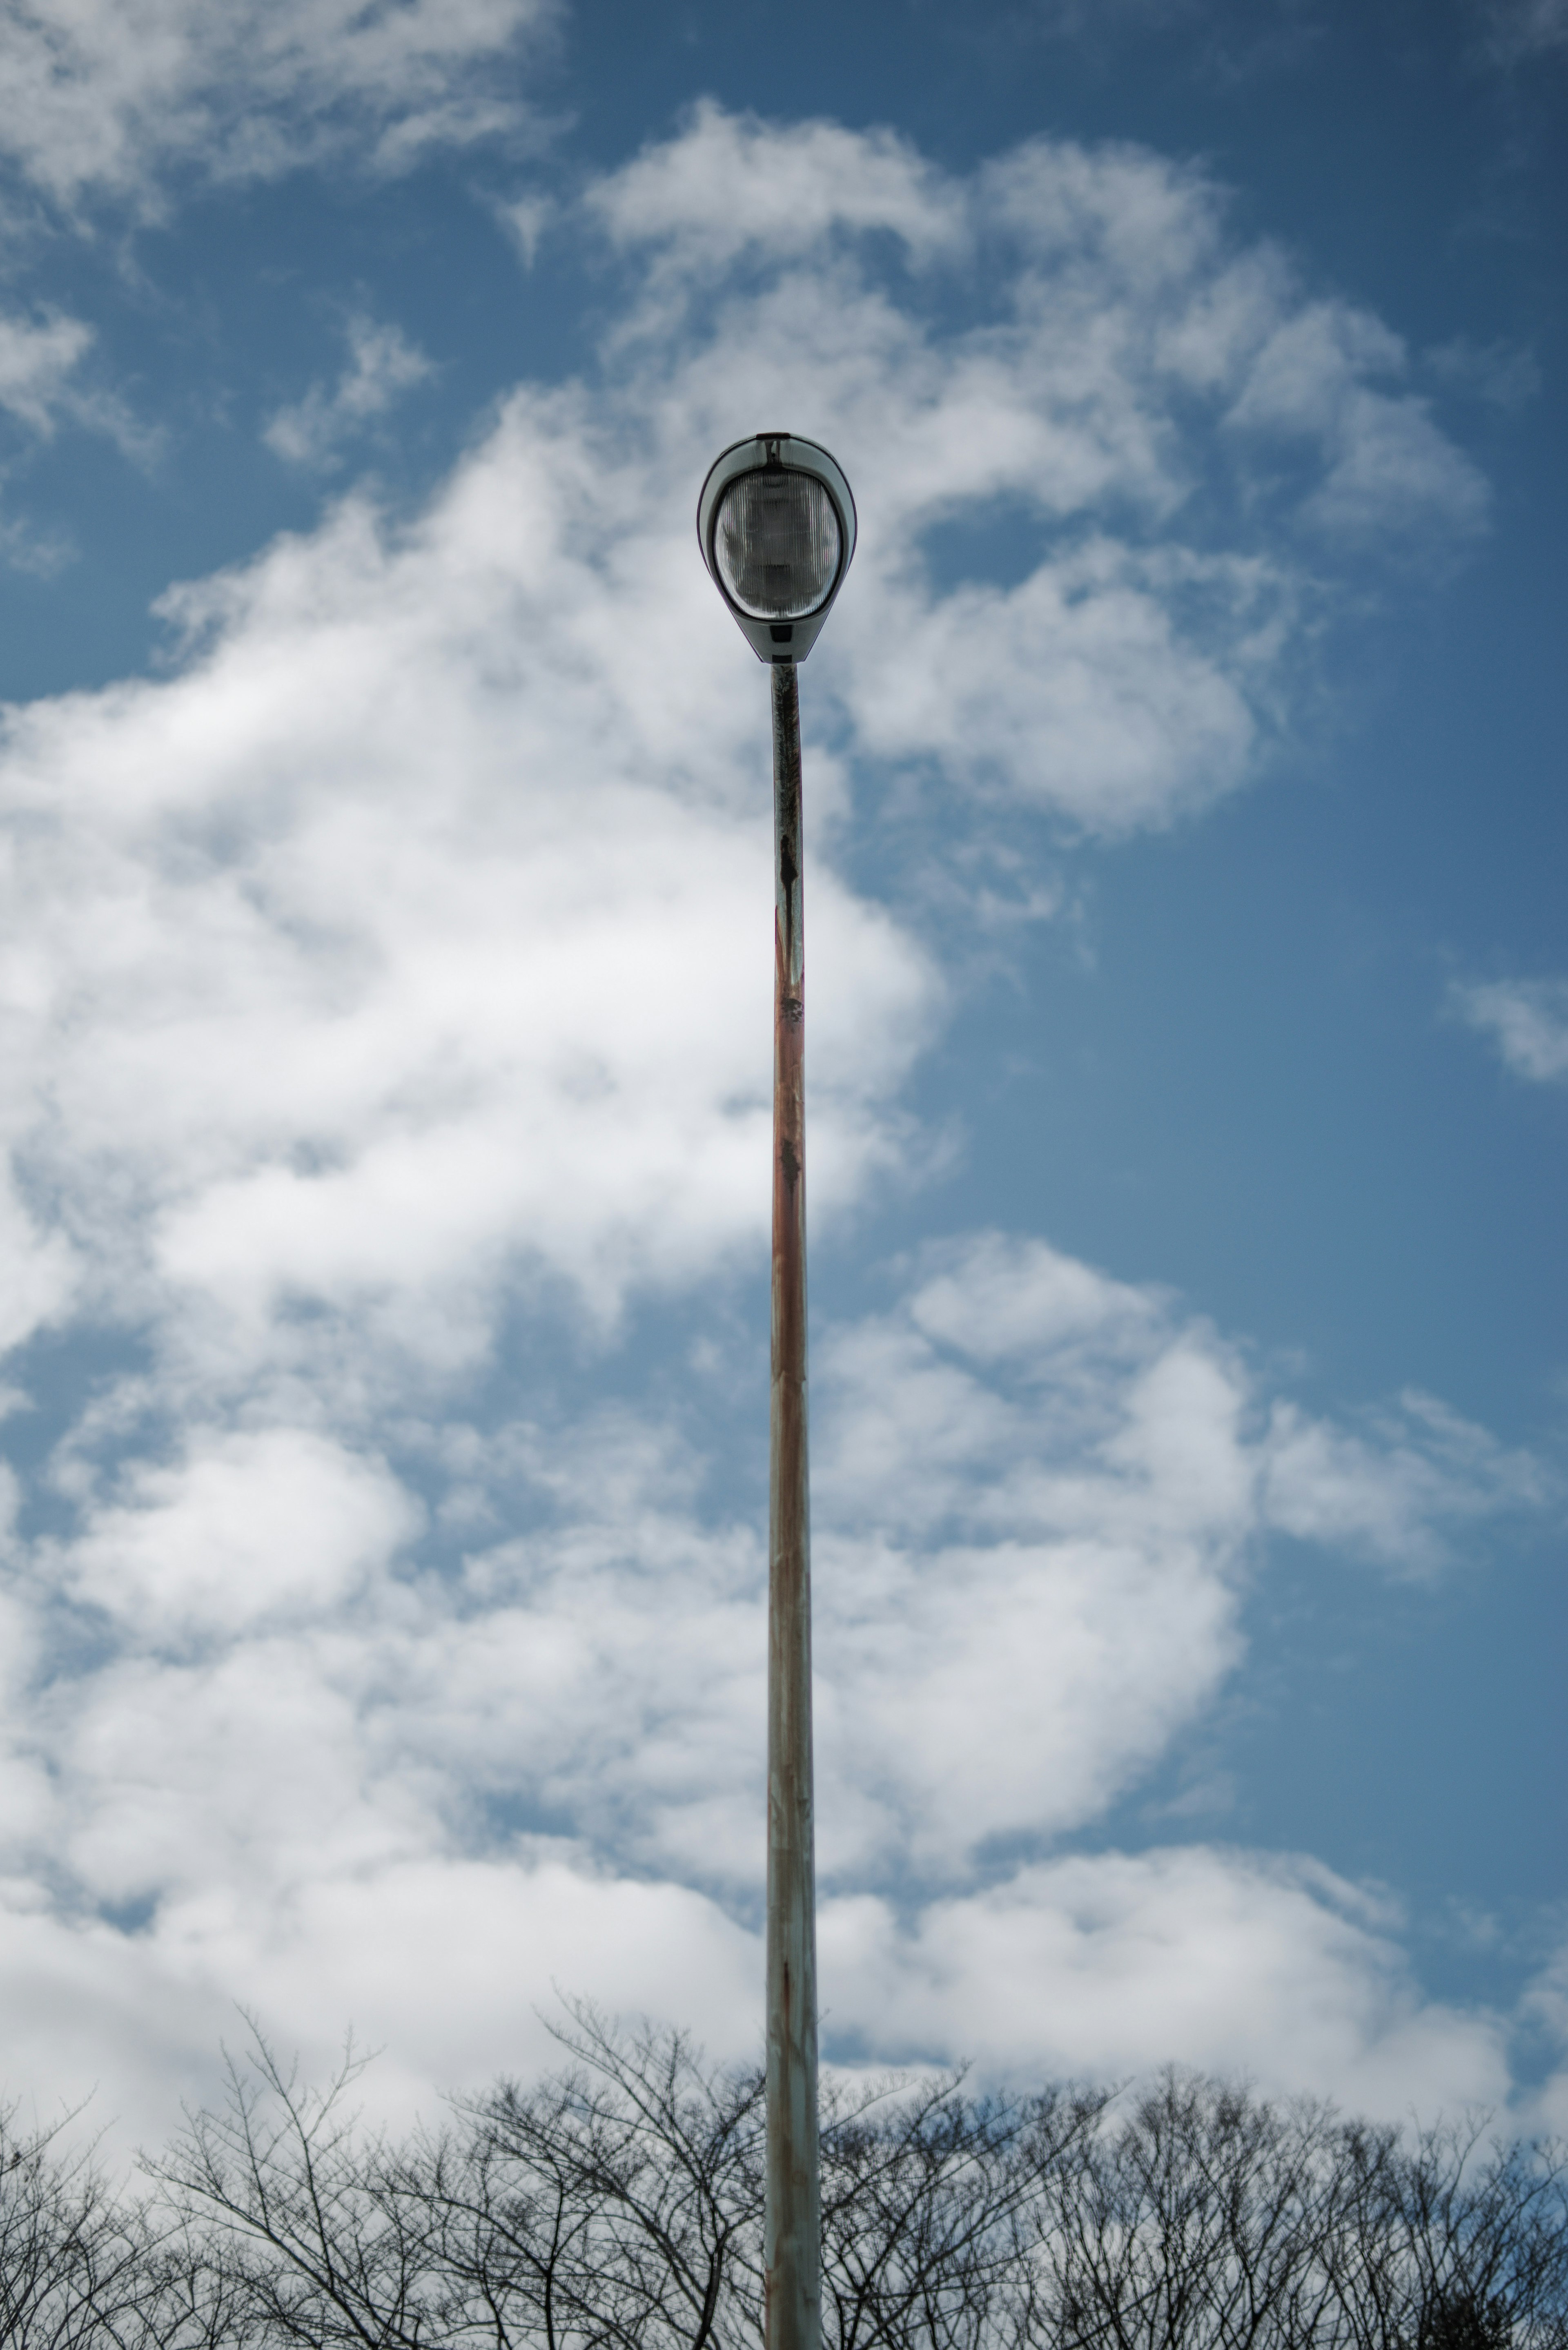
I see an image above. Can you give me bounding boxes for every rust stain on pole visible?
[764,656,822,2350]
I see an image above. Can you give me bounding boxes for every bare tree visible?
[1326,2114,1568,2350]
[148,2008,1101,2350]
[147,2032,443,2348]
[1018,2069,1356,2350]
[7,2018,1555,2350]
[400,2003,1100,2350]
[1,2098,243,2349]
[1,2100,124,2350]
[813,2064,1107,2350]
[440,2004,767,2350]
[1015,2071,1568,2350]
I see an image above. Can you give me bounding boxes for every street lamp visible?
[697,433,856,2350]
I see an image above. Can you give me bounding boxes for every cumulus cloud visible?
[4,102,1495,1402]
[0,408,939,1387]
[586,102,966,276]
[0,0,555,214]
[0,107,1541,2158]
[2,1229,1547,2151]
[52,1427,421,1638]
[598,108,1487,554]
[265,313,435,469]
[587,110,1485,839]
[823,1849,1508,2114]
[1452,975,1568,1083]
[0,1171,77,1351]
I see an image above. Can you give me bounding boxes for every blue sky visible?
[0,0,1563,2150]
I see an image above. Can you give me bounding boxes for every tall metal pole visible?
[765,656,821,2350]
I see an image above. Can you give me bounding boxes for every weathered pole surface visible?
[765,655,821,2350]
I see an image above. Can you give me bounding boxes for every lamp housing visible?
[697,434,856,663]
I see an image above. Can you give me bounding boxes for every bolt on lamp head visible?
[697,433,856,663]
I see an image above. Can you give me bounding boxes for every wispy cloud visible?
[0,304,154,457]
[1451,975,1568,1084]
[1479,0,1568,59]
[0,309,94,433]
[1261,1389,1547,1574]
[497,190,553,266]
[265,313,435,469]
[0,0,557,217]
[1426,336,1543,414]
[596,105,1489,568]
[0,303,158,564]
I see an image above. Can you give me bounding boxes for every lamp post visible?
[697,434,857,2350]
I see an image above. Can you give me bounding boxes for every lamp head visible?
[697,434,856,662]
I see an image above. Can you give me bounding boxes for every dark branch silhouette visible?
[4,2016,1563,2350]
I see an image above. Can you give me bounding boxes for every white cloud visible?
[588,114,1486,839]
[1452,975,1568,1084]
[2,1229,1547,2154]
[845,541,1272,832]
[0,0,555,214]
[497,190,552,265]
[53,1427,421,1637]
[265,313,435,469]
[823,1849,1509,2115]
[0,405,940,1385]
[1261,1390,1547,1574]
[0,1852,761,2162]
[0,308,93,433]
[0,1170,77,1352]
[587,100,967,278]
[12,103,1470,1400]
[807,1236,1543,1876]
[0,1838,1518,2167]
[1519,1940,1568,2134]
[0,107,1538,2161]
[0,305,153,467]
[1223,301,1488,540]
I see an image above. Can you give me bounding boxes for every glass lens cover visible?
[714,470,842,620]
